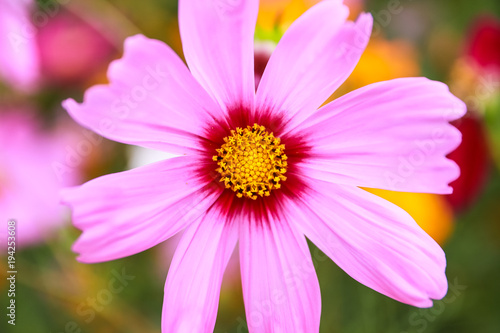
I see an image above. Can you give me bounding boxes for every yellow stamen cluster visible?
[213,124,288,200]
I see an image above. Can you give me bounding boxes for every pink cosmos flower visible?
[0,0,39,90]
[61,0,466,331]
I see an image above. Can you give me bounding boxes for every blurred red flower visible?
[446,16,499,212]
[447,116,490,211]
[466,16,500,71]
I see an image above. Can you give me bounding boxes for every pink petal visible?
[287,178,448,307]
[62,34,224,155]
[0,0,39,90]
[162,207,238,332]
[179,0,257,110]
[240,216,321,332]
[61,156,222,263]
[294,78,466,194]
[256,1,372,130]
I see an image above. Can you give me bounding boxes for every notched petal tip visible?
[443,158,461,192]
[108,34,163,81]
[442,93,468,123]
[435,276,449,300]
[416,299,434,308]
[356,11,374,32]
[61,98,77,111]
[61,84,110,120]
[75,253,99,264]
[444,184,454,195]
[448,95,468,121]
[72,236,94,258]
[75,255,87,263]
[421,78,468,121]
[59,186,80,207]
[413,279,448,308]
[61,98,89,127]
[123,33,149,47]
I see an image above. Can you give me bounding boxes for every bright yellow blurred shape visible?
[364,189,454,245]
[343,38,419,92]
[257,0,363,32]
[257,0,321,32]
[325,38,420,104]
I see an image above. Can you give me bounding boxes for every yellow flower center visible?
[213,124,288,200]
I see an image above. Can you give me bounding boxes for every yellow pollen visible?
[213,124,288,200]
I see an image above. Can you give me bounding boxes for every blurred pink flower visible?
[36,9,116,86]
[62,0,465,331]
[0,0,39,90]
[0,110,81,247]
